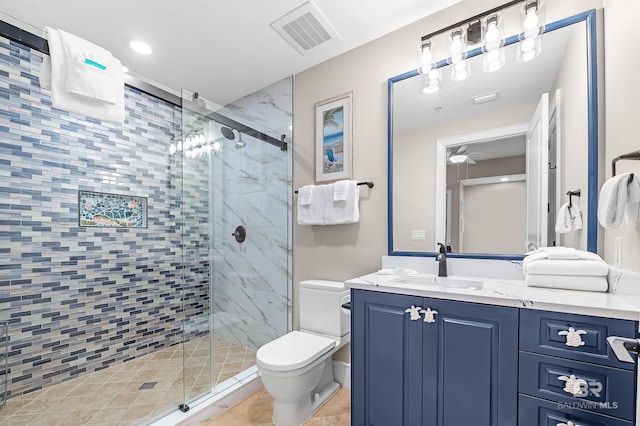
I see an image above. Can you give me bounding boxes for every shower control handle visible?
[232,225,246,243]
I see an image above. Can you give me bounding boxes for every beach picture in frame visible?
[315,91,353,182]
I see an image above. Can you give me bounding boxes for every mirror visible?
[388,10,600,259]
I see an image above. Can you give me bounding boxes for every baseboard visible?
[332,360,351,389]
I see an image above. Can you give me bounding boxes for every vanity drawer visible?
[519,394,633,426]
[519,352,635,421]
[520,309,638,369]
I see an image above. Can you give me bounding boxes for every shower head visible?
[220,126,235,140]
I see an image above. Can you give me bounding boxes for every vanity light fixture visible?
[517,0,544,62]
[448,28,470,81]
[482,13,505,72]
[416,0,544,93]
[419,39,442,93]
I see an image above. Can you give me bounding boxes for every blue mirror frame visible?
[387,9,599,260]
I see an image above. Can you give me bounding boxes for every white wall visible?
[293,0,604,362]
[602,0,640,270]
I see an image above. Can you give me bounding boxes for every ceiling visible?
[0,0,462,107]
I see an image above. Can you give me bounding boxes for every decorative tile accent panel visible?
[78,190,148,228]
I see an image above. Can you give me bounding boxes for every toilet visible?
[256,280,350,426]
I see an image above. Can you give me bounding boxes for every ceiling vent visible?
[271,1,340,55]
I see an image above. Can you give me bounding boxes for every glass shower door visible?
[180,85,290,409]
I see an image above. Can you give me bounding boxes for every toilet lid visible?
[257,331,336,371]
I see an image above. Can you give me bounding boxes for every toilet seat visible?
[257,331,336,372]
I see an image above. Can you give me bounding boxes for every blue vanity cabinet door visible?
[421,299,519,426]
[351,289,424,426]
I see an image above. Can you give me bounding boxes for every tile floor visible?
[0,336,256,425]
[202,386,350,426]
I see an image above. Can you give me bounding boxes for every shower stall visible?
[0,25,291,424]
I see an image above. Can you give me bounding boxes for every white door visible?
[526,93,549,252]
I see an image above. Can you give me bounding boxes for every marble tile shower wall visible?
[210,136,289,351]
[0,36,210,399]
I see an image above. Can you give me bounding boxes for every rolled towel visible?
[525,274,608,292]
[598,173,633,229]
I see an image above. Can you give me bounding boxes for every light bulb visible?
[169,144,176,155]
[454,61,468,72]
[487,50,500,62]
[486,23,499,43]
[421,47,432,68]
[212,141,221,152]
[521,37,536,52]
[450,36,463,55]
[177,141,182,151]
[523,8,539,30]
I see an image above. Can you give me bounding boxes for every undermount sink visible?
[389,274,484,290]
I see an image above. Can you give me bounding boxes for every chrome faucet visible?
[436,243,447,277]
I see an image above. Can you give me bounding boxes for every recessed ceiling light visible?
[129,40,152,55]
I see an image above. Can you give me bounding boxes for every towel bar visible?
[567,189,581,208]
[294,181,374,194]
[611,150,640,181]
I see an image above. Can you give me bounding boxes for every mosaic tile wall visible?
[0,35,214,399]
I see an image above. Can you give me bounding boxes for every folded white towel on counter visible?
[525,274,608,292]
[598,173,634,229]
[297,185,326,225]
[324,181,360,224]
[525,258,608,277]
[524,246,587,261]
[41,27,125,123]
[555,202,582,234]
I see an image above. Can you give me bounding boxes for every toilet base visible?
[272,381,340,426]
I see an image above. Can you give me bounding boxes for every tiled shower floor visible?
[0,336,256,426]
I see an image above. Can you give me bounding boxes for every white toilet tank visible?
[299,280,349,338]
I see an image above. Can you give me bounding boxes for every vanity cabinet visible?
[518,310,638,425]
[351,289,518,426]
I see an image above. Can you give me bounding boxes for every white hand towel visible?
[626,175,640,225]
[298,185,314,206]
[598,173,633,229]
[525,274,608,292]
[555,202,572,234]
[333,180,351,201]
[43,27,125,123]
[297,185,326,225]
[324,181,360,224]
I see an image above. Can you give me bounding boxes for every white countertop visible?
[346,271,640,322]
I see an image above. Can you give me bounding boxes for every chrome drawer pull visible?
[557,421,579,426]
[558,327,587,347]
[420,308,438,323]
[558,374,588,396]
[405,305,423,321]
